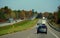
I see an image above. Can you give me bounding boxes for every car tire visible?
[37,31,39,34]
[45,32,47,34]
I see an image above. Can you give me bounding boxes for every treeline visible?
[53,5,60,24]
[42,5,60,24]
[0,6,37,22]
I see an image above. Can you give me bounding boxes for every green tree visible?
[3,6,12,19]
[57,5,60,23]
[0,11,6,19]
[58,5,60,19]
[48,13,53,19]
[34,11,37,14]
[0,8,6,19]
[17,10,21,19]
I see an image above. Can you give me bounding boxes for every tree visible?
[17,10,21,19]
[0,8,6,19]
[13,10,18,19]
[20,10,26,19]
[0,11,6,19]
[57,5,60,24]
[36,13,42,18]
[34,11,37,14]
[43,12,49,18]
[58,5,60,19]
[48,13,53,19]
[3,6,12,19]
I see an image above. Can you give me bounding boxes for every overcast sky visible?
[0,0,60,12]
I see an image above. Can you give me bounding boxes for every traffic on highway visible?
[0,0,60,38]
[0,17,60,38]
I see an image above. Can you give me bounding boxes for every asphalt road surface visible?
[0,19,60,38]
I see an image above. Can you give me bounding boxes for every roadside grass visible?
[0,19,38,36]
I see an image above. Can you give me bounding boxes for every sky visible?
[0,0,60,13]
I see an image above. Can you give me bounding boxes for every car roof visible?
[42,24,45,25]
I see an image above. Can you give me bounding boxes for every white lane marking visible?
[48,29,59,38]
[47,23,59,38]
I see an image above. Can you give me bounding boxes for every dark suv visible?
[37,24,47,34]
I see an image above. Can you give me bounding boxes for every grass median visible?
[0,19,38,36]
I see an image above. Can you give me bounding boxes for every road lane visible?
[28,19,59,38]
[0,19,23,27]
[27,25,56,38]
[46,22,60,38]
[0,19,60,38]
[46,23,59,38]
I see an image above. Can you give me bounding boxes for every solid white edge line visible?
[47,23,59,38]
[48,28,59,38]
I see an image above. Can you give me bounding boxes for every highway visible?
[0,19,60,38]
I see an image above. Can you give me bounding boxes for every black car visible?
[37,24,47,34]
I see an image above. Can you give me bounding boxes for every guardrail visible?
[48,22,60,32]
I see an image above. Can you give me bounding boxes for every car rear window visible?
[41,26,46,28]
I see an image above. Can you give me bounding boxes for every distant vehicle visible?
[8,18,14,23]
[42,17,45,19]
[42,19,46,24]
[42,17,46,24]
[37,24,47,34]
